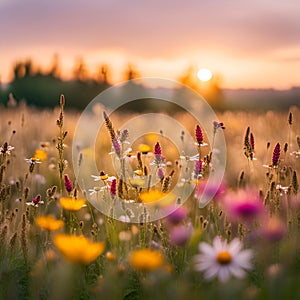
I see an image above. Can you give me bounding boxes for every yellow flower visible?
[59,197,86,211]
[134,169,143,176]
[128,248,164,272]
[34,149,47,161]
[106,251,117,261]
[45,250,57,261]
[54,234,105,264]
[138,144,151,154]
[139,190,166,203]
[139,190,176,206]
[35,215,64,231]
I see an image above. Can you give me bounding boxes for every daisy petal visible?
[228,238,243,255]
[199,242,214,256]
[218,267,230,282]
[228,264,246,278]
[204,265,220,280]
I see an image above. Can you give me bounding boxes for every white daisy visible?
[25,157,42,164]
[91,174,116,182]
[180,153,200,162]
[0,144,14,155]
[194,236,253,282]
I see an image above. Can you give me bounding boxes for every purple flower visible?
[33,194,41,205]
[194,159,203,176]
[223,190,265,223]
[169,225,192,246]
[195,125,203,145]
[213,121,225,133]
[272,143,280,166]
[165,206,188,225]
[112,137,121,157]
[157,168,164,180]
[64,174,73,193]
[110,178,117,197]
[154,142,162,155]
[120,129,129,143]
[154,142,164,164]
[194,180,225,204]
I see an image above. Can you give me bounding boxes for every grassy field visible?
[0,97,299,299]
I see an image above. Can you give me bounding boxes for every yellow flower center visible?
[216,250,232,265]
[100,174,108,180]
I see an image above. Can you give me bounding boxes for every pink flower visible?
[153,142,164,165]
[157,168,164,180]
[222,190,264,223]
[165,206,188,225]
[272,143,280,166]
[260,218,287,242]
[33,194,42,205]
[195,125,203,145]
[64,174,73,193]
[194,159,203,177]
[169,224,192,246]
[194,180,226,206]
[110,179,117,197]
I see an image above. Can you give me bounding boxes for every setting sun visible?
[197,68,213,82]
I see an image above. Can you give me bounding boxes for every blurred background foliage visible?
[0,56,299,112]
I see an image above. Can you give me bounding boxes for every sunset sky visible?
[1,0,300,89]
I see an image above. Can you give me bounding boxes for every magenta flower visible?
[64,174,73,193]
[26,194,44,207]
[223,190,264,223]
[33,194,42,205]
[272,143,280,166]
[157,168,164,180]
[165,206,188,225]
[194,180,225,205]
[110,178,117,197]
[194,159,203,177]
[153,142,164,165]
[154,142,162,155]
[195,125,203,145]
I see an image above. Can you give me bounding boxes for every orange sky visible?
[1,0,300,89]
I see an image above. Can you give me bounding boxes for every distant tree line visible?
[0,55,224,111]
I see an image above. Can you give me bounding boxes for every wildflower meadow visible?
[0,92,300,300]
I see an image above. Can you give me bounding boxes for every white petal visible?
[194,258,216,271]
[199,242,215,256]
[213,236,225,251]
[228,264,246,278]
[228,238,243,255]
[204,265,220,280]
[234,250,253,270]
[91,175,100,181]
[218,267,230,282]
